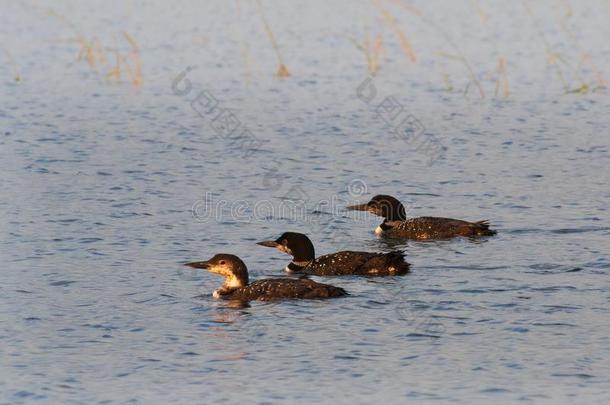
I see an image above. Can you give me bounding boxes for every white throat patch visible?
[374,226,384,235]
[225,276,242,288]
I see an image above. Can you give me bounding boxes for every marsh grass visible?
[122,32,142,87]
[348,31,382,75]
[39,5,142,87]
[233,0,253,84]
[556,0,607,91]
[256,0,290,77]
[393,1,485,98]
[73,33,142,87]
[388,0,422,16]
[522,0,597,94]
[27,0,606,97]
[2,48,21,82]
[473,0,510,98]
[438,61,453,92]
[437,52,485,99]
[372,0,416,63]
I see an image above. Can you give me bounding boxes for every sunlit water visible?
[1,1,609,404]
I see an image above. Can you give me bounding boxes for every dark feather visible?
[221,278,347,301]
[385,216,496,239]
[303,251,410,276]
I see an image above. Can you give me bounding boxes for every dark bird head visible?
[184,253,249,290]
[257,232,316,263]
[346,194,407,221]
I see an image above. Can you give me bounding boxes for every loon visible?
[256,232,410,276]
[347,194,496,239]
[184,254,347,301]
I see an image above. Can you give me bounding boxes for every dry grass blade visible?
[438,52,485,98]
[106,50,121,81]
[255,0,290,77]
[234,0,252,84]
[389,0,422,16]
[122,31,142,87]
[34,3,143,88]
[413,7,484,98]
[347,31,381,75]
[2,48,21,82]
[522,0,585,93]
[495,56,509,98]
[372,33,383,65]
[557,0,607,89]
[372,0,416,63]
[472,0,509,98]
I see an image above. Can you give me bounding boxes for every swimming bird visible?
[256,232,410,276]
[184,254,347,301]
[346,194,496,239]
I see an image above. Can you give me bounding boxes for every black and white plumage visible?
[347,194,496,240]
[220,277,346,301]
[257,232,410,276]
[184,254,347,301]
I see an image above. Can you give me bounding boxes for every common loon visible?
[256,232,410,276]
[184,254,347,301]
[347,194,496,239]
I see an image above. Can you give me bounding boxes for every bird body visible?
[184,254,346,301]
[303,251,409,276]
[217,277,346,301]
[380,216,495,239]
[347,195,496,240]
[257,232,410,276]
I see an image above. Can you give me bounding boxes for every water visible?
[1,1,609,403]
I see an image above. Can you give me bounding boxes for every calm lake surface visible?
[1,1,609,404]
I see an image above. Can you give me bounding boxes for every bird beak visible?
[256,240,279,248]
[346,203,369,211]
[184,260,210,269]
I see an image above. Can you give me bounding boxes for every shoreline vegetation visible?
[3,0,606,97]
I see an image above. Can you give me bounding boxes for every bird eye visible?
[219,260,226,265]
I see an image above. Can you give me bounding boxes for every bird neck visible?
[384,204,407,221]
[380,220,394,229]
[291,243,315,262]
[223,273,247,289]
[285,260,314,273]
